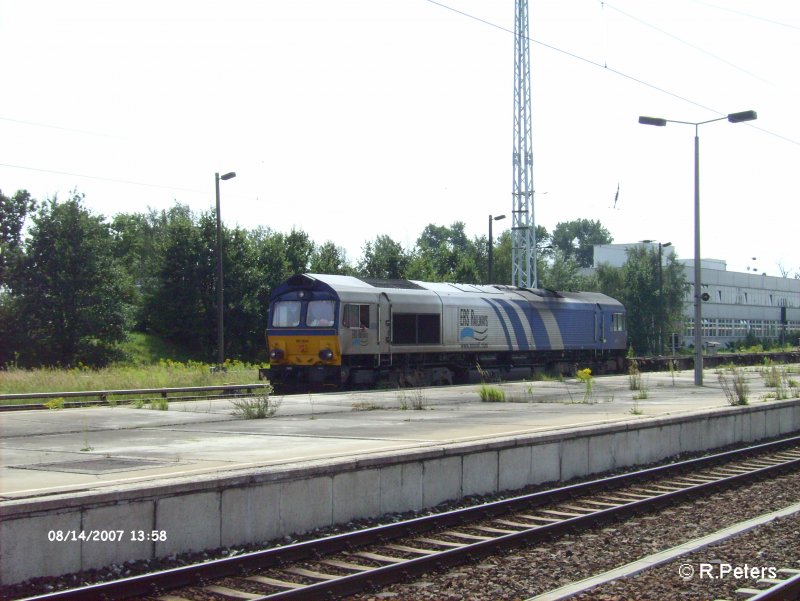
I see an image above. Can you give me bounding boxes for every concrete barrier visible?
[2,399,799,585]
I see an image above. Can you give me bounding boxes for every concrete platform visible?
[2,366,799,585]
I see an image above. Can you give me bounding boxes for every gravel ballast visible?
[345,469,800,601]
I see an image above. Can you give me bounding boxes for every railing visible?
[0,384,268,410]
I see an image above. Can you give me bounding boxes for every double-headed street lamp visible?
[639,110,757,385]
[215,171,236,368]
[488,214,506,284]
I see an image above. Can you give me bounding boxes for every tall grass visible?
[0,359,262,400]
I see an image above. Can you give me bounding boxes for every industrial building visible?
[592,243,800,349]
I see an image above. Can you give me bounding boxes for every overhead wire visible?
[602,1,770,83]
[424,0,800,148]
[0,162,206,195]
[690,0,800,32]
[2,0,798,196]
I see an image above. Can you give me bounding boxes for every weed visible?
[410,387,427,410]
[576,368,593,403]
[230,386,279,419]
[668,359,677,387]
[628,360,643,391]
[761,365,783,388]
[633,388,649,400]
[44,397,65,410]
[131,398,145,409]
[352,401,381,411]
[630,402,643,415]
[479,385,506,402]
[149,397,169,411]
[718,368,749,405]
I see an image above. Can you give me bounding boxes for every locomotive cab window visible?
[612,312,626,332]
[392,313,440,345]
[272,300,301,327]
[307,300,335,327]
[342,304,370,328]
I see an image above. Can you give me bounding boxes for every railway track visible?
[23,434,800,601]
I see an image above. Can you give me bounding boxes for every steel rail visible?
[21,434,800,601]
[745,570,800,600]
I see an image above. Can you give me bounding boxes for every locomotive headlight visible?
[318,348,334,361]
[269,348,285,361]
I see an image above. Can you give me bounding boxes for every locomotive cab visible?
[266,276,342,389]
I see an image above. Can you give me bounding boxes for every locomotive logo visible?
[459,308,488,341]
[351,329,368,346]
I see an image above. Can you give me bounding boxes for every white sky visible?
[1,0,798,277]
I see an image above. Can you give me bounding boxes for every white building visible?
[592,243,800,348]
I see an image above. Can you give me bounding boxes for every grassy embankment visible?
[0,333,266,405]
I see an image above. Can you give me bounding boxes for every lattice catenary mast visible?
[512,0,536,288]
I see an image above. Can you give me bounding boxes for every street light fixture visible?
[639,110,756,385]
[215,171,236,369]
[488,214,506,284]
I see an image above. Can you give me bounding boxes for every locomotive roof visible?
[275,274,622,309]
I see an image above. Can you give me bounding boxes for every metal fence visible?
[0,384,269,410]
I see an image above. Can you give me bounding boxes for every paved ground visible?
[1,365,797,502]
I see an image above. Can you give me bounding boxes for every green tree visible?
[310,241,352,275]
[596,247,686,355]
[110,208,173,330]
[145,206,211,352]
[491,230,513,285]
[13,193,134,366]
[407,222,481,283]
[488,225,550,287]
[539,249,591,291]
[551,219,612,268]
[284,229,314,275]
[357,235,410,279]
[252,227,291,292]
[219,224,270,359]
[0,189,36,286]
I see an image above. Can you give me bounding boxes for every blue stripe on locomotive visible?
[483,296,616,352]
[512,300,551,349]
[487,299,530,350]
[482,299,513,348]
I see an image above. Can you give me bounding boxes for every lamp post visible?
[488,214,506,284]
[215,171,236,369]
[639,110,757,385]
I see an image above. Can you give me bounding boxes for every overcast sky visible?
[2,0,798,277]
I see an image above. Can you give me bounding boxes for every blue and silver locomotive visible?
[265,273,627,390]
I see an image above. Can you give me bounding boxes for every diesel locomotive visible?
[264,273,627,390]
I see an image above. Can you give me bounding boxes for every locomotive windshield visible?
[307,300,335,327]
[271,299,335,328]
[272,300,301,327]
